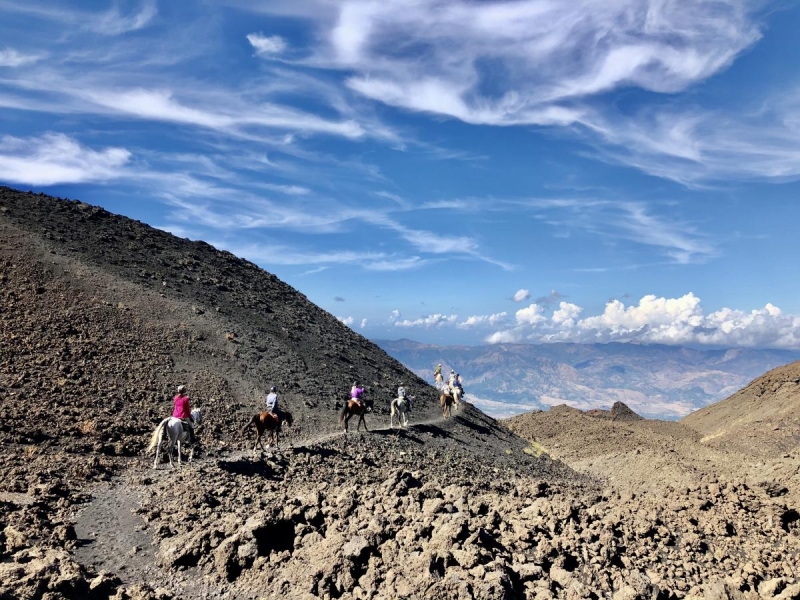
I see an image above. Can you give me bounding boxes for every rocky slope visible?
[682,361,800,458]
[2,188,800,600]
[506,403,800,598]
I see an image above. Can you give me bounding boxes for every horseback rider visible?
[172,385,197,444]
[454,373,465,395]
[397,384,411,410]
[448,370,457,386]
[350,382,365,409]
[265,385,282,428]
[266,385,279,415]
[434,364,442,379]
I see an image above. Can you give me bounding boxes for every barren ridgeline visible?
[1,188,799,600]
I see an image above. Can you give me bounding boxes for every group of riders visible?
[168,363,465,447]
[433,363,465,398]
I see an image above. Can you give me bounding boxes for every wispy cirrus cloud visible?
[523,199,715,264]
[0,48,43,67]
[0,0,157,36]
[583,93,800,185]
[0,133,130,185]
[245,0,762,126]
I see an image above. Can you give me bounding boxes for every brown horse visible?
[440,392,454,418]
[241,411,293,452]
[339,398,373,433]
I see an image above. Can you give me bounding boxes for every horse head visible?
[191,408,202,425]
[282,411,294,427]
[364,398,374,412]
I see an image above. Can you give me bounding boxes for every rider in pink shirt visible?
[172,385,196,443]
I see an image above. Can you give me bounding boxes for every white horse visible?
[146,409,202,469]
[390,396,413,429]
[451,386,462,410]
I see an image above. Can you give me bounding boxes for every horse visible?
[440,392,454,418]
[434,372,443,386]
[450,386,462,410]
[339,397,373,433]
[147,409,202,469]
[241,411,293,453]
[390,395,413,429]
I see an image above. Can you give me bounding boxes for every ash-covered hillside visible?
[0,186,441,447]
[682,360,800,458]
[3,188,800,600]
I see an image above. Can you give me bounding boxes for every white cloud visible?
[512,289,530,302]
[0,48,42,67]
[484,293,800,349]
[515,303,546,326]
[338,316,354,326]
[485,329,522,344]
[459,312,508,328]
[247,33,287,56]
[251,0,762,128]
[552,302,582,327]
[395,314,459,328]
[360,318,368,329]
[579,293,703,334]
[0,133,130,185]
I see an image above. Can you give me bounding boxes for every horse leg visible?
[343,412,350,434]
[167,436,175,469]
[177,440,182,468]
[153,427,163,469]
[360,412,368,432]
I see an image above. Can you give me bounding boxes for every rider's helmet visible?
[177,385,186,394]
[270,386,277,393]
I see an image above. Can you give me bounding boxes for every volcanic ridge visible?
[1,187,799,600]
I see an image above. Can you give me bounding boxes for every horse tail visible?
[241,414,256,435]
[147,418,170,453]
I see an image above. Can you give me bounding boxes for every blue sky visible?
[1,0,800,348]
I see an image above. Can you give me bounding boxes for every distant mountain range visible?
[373,339,800,419]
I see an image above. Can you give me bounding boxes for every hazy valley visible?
[375,339,800,419]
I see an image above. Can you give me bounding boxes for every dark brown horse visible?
[339,398,373,433]
[439,392,454,418]
[241,411,293,452]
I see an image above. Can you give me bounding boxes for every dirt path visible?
[72,410,454,587]
[72,478,159,585]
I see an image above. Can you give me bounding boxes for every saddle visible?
[351,398,363,410]
[264,412,279,426]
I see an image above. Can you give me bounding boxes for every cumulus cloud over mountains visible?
[389,293,800,349]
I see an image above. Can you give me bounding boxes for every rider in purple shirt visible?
[350,383,365,407]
